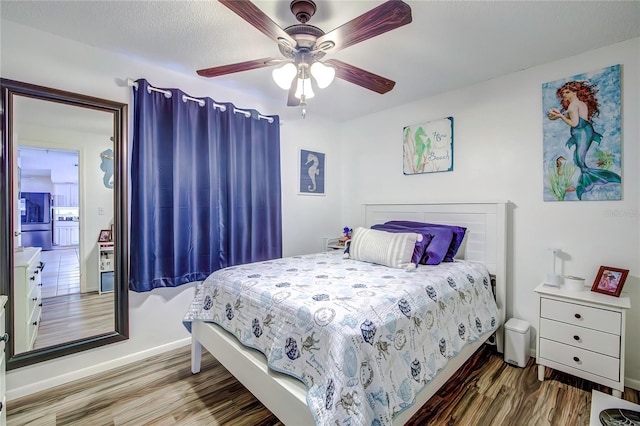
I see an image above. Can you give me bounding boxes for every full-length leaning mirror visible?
[1,78,129,369]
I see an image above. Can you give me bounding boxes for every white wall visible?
[339,38,640,387]
[2,20,342,398]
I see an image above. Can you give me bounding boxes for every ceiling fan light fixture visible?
[294,77,315,100]
[310,61,335,89]
[272,63,297,90]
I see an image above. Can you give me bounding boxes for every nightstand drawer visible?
[539,338,619,381]
[539,318,620,357]
[540,298,621,334]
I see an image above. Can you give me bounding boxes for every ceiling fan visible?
[197,0,412,113]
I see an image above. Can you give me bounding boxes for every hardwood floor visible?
[7,344,639,425]
[34,292,114,350]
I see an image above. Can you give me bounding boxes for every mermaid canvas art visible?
[542,64,622,201]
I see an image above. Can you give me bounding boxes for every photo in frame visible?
[403,117,453,175]
[591,266,629,297]
[299,149,325,195]
[98,229,112,242]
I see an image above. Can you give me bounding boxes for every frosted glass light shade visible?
[294,78,315,99]
[310,61,335,89]
[272,63,297,90]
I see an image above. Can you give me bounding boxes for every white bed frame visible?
[191,202,508,425]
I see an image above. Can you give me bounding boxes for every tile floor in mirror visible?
[40,247,80,298]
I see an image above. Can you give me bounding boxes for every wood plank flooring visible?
[34,292,114,350]
[7,344,639,425]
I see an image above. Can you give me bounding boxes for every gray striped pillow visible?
[348,227,421,270]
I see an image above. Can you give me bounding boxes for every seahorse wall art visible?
[299,149,325,195]
[402,117,453,175]
[100,148,114,189]
[306,153,320,191]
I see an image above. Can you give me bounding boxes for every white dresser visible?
[14,247,43,354]
[535,283,630,397]
[1,295,8,425]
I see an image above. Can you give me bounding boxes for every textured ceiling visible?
[2,0,639,122]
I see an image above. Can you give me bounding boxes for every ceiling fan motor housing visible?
[290,0,316,24]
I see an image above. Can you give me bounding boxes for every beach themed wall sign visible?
[403,117,453,175]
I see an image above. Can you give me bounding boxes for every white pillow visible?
[348,227,422,270]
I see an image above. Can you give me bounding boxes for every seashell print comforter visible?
[183,251,498,426]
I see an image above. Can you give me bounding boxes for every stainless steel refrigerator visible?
[20,192,53,250]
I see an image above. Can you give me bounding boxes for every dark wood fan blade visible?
[197,57,281,78]
[219,0,295,46]
[316,0,412,53]
[325,59,396,94]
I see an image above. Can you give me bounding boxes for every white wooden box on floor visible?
[589,390,640,426]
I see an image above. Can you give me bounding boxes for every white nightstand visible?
[324,237,347,252]
[534,283,630,397]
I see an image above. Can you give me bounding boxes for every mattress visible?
[183,251,498,425]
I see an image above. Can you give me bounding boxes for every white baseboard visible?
[625,377,640,391]
[7,338,191,401]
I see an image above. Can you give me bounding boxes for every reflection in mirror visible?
[1,79,129,369]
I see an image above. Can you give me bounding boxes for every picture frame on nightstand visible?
[591,266,629,297]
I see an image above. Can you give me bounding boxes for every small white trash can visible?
[504,318,530,368]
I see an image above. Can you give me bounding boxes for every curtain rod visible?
[126,78,226,112]
[125,78,277,124]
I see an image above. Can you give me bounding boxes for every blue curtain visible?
[130,79,282,292]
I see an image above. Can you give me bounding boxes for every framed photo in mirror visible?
[98,229,112,242]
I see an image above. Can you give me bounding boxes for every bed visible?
[185,202,507,425]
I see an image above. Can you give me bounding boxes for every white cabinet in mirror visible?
[1,295,7,425]
[13,247,43,353]
[53,183,79,207]
[53,207,79,247]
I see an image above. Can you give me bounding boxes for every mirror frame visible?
[1,78,129,369]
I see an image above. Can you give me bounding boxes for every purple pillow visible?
[383,221,466,263]
[370,224,433,265]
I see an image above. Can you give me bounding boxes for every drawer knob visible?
[573,335,580,341]
[32,297,38,301]
[573,356,580,363]
[30,276,35,281]
[33,321,38,326]
[0,332,9,343]
[574,313,582,319]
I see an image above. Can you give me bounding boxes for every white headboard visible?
[364,202,508,352]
